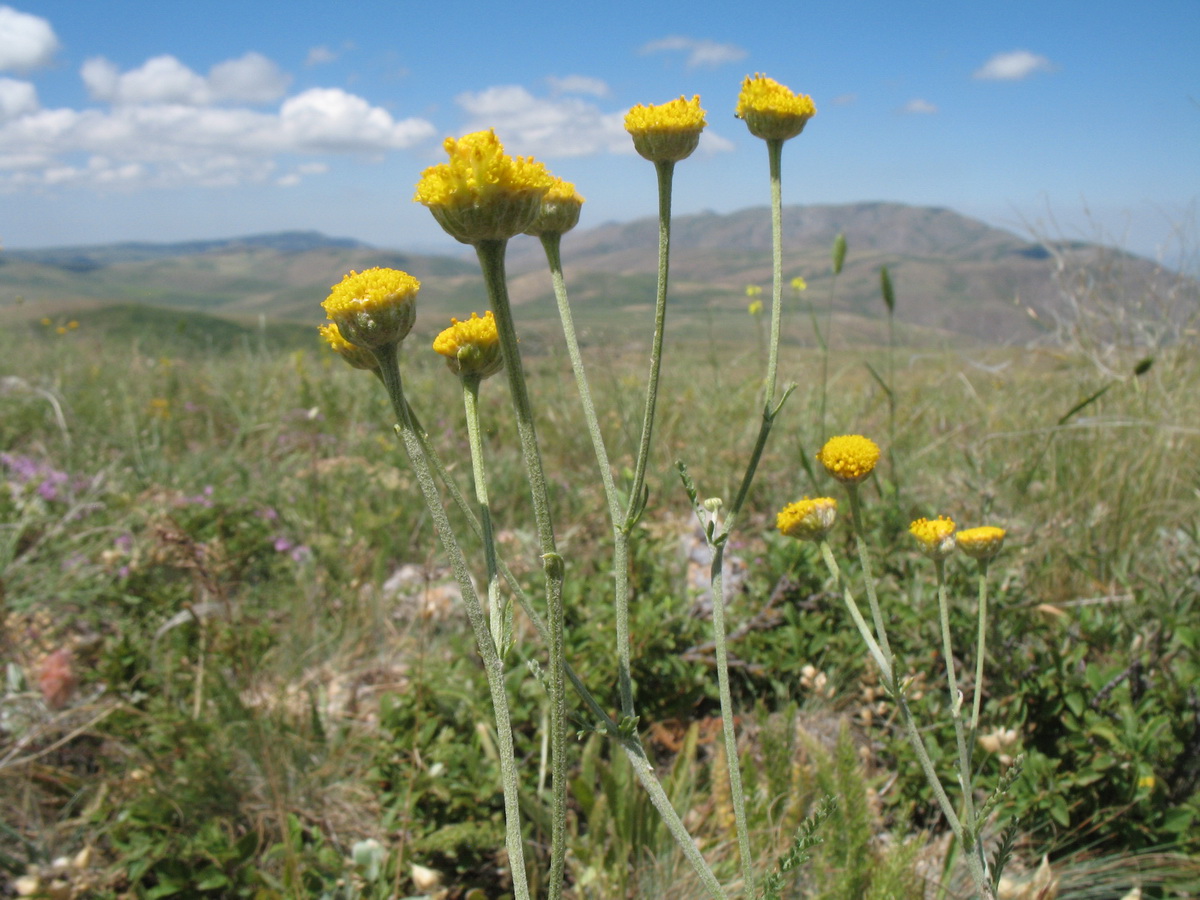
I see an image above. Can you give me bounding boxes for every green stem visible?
[625,158,677,531]
[461,376,505,654]
[846,484,894,667]
[709,542,755,897]
[371,343,530,900]
[935,559,978,837]
[818,541,892,686]
[474,238,566,899]
[763,138,784,408]
[970,560,990,742]
[398,383,727,894]
[539,232,635,724]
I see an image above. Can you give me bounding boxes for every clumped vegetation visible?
[3,79,1199,900]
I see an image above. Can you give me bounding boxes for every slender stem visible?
[763,138,785,408]
[709,543,755,897]
[474,238,567,899]
[846,484,894,667]
[969,560,991,751]
[461,376,505,654]
[371,343,530,900]
[625,158,677,528]
[539,232,635,725]
[539,233,622,526]
[818,541,892,686]
[935,559,978,835]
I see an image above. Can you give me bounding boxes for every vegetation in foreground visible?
[2,288,1198,897]
[3,75,1199,900]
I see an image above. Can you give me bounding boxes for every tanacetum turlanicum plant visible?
[776,497,838,542]
[817,434,881,485]
[433,311,504,380]
[623,95,707,163]
[909,516,957,560]
[735,73,816,142]
[413,129,555,244]
[321,267,420,350]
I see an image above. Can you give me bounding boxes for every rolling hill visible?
[0,206,1186,348]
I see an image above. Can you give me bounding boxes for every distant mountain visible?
[1,209,1186,346]
[5,231,371,271]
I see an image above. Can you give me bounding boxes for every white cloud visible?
[0,60,436,190]
[901,98,938,115]
[546,75,609,97]
[0,76,36,119]
[973,50,1055,81]
[0,5,59,72]
[639,35,746,69]
[455,84,629,157]
[306,45,338,67]
[209,53,291,104]
[454,83,736,160]
[83,55,210,105]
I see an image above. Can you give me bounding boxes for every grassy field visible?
[2,286,1199,898]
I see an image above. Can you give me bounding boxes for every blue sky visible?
[1,0,1196,260]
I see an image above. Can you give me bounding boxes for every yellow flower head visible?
[748,299,764,316]
[777,497,838,542]
[318,322,380,371]
[735,74,816,142]
[525,177,585,237]
[909,516,957,560]
[432,311,503,379]
[818,434,881,485]
[791,276,808,293]
[322,268,420,349]
[745,285,763,297]
[414,130,555,244]
[955,526,1007,560]
[624,95,706,163]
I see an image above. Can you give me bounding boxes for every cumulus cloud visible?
[0,49,436,190]
[455,84,629,157]
[973,50,1055,81]
[209,53,292,104]
[82,52,290,106]
[546,74,609,97]
[639,35,746,69]
[901,98,938,115]
[454,83,736,159]
[0,5,59,72]
[0,76,36,119]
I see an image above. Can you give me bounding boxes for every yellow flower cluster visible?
[322,268,420,349]
[735,74,816,142]
[318,322,379,371]
[817,435,881,485]
[432,311,503,380]
[414,130,555,244]
[776,497,838,542]
[525,177,585,237]
[909,516,957,560]
[956,526,1007,560]
[624,95,707,163]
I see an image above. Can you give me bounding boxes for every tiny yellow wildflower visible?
[791,276,807,293]
[909,516,957,560]
[318,322,380,371]
[1138,774,1156,790]
[322,268,420,349]
[525,177,585,237]
[624,95,706,163]
[748,299,764,316]
[735,74,816,142]
[777,497,838,542]
[433,311,503,380]
[414,130,555,244]
[40,317,51,326]
[818,435,881,485]
[955,526,1007,560]
[745,285,763,297]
